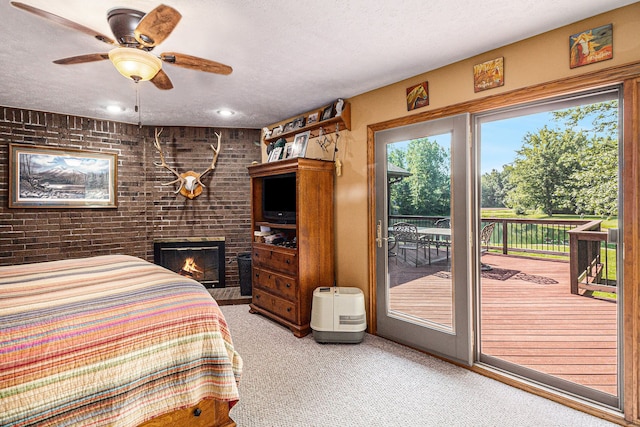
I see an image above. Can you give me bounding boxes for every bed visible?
[0,255,242,427]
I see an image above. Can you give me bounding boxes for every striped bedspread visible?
[0,255,242,427]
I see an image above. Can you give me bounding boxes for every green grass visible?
[480,208,618,229]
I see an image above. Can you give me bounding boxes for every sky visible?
[387,100,617,176]
[480,112,553,174]
[388,112,553,174]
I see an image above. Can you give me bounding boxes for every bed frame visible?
[140,399,235,427]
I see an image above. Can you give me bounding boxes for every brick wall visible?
[0,106,261,287]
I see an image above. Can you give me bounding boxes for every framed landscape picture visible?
[9,144,118,208]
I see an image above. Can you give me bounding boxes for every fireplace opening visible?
[154,238,225,288]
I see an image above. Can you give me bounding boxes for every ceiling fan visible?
[11,2,233,90]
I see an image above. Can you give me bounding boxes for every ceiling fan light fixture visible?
[108,47,161,82]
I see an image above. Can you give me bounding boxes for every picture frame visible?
[272,125,283,136]
[267,146,283,162]
[284,142,294,159]
[307,111,319,125]
[406,81,429,111]
[473,57,504,93]
[292,116,306,129]
[321,105,334,121]
[9,143,117,208]
[290,131,310,158]
[570,24,613,69]
[283,121,295,133]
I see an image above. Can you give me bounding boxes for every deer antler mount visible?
[153,128,221,199]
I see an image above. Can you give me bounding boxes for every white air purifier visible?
[310,286,366,343]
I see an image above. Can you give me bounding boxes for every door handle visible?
[376,220,389,248]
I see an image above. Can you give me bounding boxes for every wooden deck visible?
[388,251,618,396]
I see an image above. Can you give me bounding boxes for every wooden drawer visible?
[252,245,297,276]
[253,266,297,301]
[253,288,297,324]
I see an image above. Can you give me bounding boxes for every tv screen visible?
[262,173,296,223]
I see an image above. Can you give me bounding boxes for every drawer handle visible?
[287,307,292,312]
[256,294,260,299]
[255,272,259,278]
[286,283,291,288]
[286,259,291,264]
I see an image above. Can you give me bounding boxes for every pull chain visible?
[135,82,141,128]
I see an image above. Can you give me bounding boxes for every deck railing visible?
[567,221,617,296]
[480,217,590,256]
[389,215,618,296]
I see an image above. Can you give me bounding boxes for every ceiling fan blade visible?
[150,69,174,90]
[53,53,109,65]
[134,4,181,48]
[11,2,116,45]
[160,52,233,75]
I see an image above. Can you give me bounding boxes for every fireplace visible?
[154,238,225,288]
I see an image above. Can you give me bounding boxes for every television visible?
[262,173,297,223]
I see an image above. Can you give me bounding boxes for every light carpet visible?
[220,304,617,427]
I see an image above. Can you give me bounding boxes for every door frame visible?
[365,61,640,424]
[374,114,472,366]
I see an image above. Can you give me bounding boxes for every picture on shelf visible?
[293,116,306,129]
[321,105,333,121]
[271,125,283,136]
[290,131,310,158]
[284,142,293,159]
[307,111,319,125]
[268,146,283,162]
[283,121,295,133]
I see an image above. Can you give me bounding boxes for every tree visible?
[552,100,619,217]
[568,136,618,217]
[481,168,508,208]
[405,138,450,216]
[505,126,587,215]
[387,149,412,215]
[387,137,450,216]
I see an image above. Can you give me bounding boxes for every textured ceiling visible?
[0,0,634,129]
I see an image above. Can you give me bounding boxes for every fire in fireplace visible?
[154,238,225,288]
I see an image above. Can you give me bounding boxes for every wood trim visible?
[366,60,640,425]
[623,77,640,424]
[367,125,377,335]
[470,366,632,426]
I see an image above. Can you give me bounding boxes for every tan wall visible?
[335,3,640,304]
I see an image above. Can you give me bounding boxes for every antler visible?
[153,128,186,194]
[195,131,221,188]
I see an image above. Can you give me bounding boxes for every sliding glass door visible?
[475,87,622,409]
[375,114,472,365]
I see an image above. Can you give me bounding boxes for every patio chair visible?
[393,222,430,266]
[480,222,497,271]
[387,233,397,264]
[433,218,451,259]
